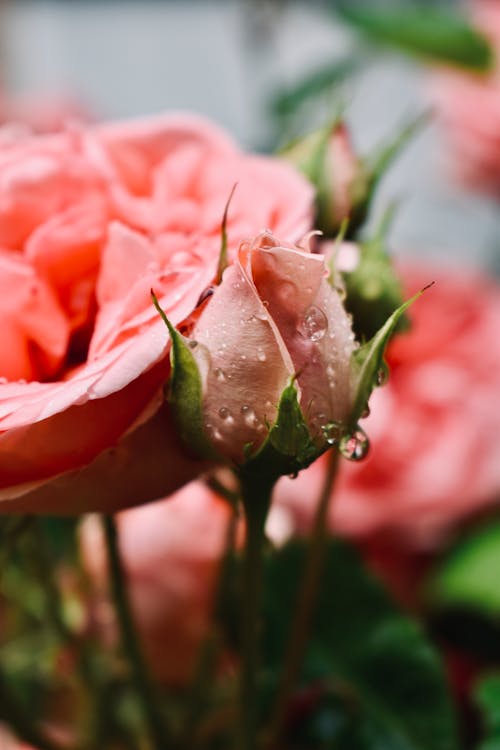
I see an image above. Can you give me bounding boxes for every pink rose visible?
[276,263,500,544]
[189,230,357,463]
[431,1,500,194]
[0,114,313,513]
[81,482,232,685]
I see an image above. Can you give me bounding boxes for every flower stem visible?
[266,448,340,748]
[239,475,274,750]
[102,515,172,750]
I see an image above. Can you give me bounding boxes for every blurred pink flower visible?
[276,262,500,545]
[431,0,500,194]
[0,113,312,513]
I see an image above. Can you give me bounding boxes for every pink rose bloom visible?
[431,1,500,194]
[81,482,232,685]
[276,263,500,545]
[0,113,313,513]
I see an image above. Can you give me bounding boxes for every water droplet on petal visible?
[278,281,297,303]
[257,349,266,362]
[339,427,370,461]
[188,340,198,349]
[205,422,222,441]
[241,404,260,428]
[298,305,328,342]
[218,407,232,420]
[214,368,226,382]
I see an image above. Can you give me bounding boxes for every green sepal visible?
[241,380,319,484]
[364,111,429,211]
[350,286,430,426]
[151,292,216,460]
[270,54,364,124]
[343,203,407,340]
[215,183,237,285]
[334,1,493,72]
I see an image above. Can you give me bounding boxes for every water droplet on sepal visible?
[339,427,370,461]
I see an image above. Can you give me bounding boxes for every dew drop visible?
[278,280,297,303]
[377,366,389,386]
[257,349,266,362]
[321,421,343,445]
[241,404,260,428]
[205,423,223,442]
[214,368,226,382]
[339,427,370,461]
[218,408,235,425]
[298,305,328,342]
[188,340,198,349]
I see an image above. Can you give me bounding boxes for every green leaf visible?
[151,292,215,459]
[334,2,493,72]
[349,286,429,425]
[428,522,500,617]
[241,381,318,482]
[262,540,459,750]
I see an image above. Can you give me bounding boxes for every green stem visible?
[239,475,274,750]
[102,515,172,750]
[266,448,340,748]
[30,521,107,749]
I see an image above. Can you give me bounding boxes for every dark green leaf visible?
[334,2,493,72]
[262,540,459,750]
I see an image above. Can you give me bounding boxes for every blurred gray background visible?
[2,0,499,270]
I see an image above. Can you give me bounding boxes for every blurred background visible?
[2,0,500,269]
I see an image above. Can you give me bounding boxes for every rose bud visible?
[154,231,420,478]
[282,115,426,238]
[338,204,409,341]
